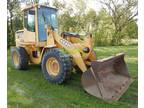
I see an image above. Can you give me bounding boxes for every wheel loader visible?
[11,4,133,101]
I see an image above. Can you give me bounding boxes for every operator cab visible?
[21,5,58,43]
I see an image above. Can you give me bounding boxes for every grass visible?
[8,45,138,108]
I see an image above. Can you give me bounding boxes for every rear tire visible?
[11,47,29,70]
[41,48,72,84]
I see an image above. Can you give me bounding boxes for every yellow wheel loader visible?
[11,4,133,101]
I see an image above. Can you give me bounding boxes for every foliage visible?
[58,12,77,32]
[7,0,138,47]
[7,0,23,48]
[52,0,66,10]
[124,20,138,39]
[93,9,114,46]
[98,0,138,45]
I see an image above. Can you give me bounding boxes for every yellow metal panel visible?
[24,45,44,64]
[35,4,39,44]
[37,42,47,47]
[23,28,36,42]
[46,33,55,47]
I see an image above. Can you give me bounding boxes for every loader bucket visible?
[81,53,133,101]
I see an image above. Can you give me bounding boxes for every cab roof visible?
[22,4,58,12]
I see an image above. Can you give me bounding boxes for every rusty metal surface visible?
[81,53,133,101]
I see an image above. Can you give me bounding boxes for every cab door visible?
[23,9,36,43]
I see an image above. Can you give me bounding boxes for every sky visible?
[20,0,137,20]
[21,0,102,12]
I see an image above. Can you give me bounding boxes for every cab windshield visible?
[38,7,58,41]
[44,13,58,30]
[39,7,58,31]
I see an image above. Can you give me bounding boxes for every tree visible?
[124,20,138,39]
[83,9,98,32]
[7,0,22,47]
[58,12,77,32]
[94,9,114,46]
[73,0,87,32]
[98,0,138,45]
[52,0,66,10]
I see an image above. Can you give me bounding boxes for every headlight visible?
[83,47,90,53]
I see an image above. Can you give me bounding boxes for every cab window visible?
[24,10,35,32]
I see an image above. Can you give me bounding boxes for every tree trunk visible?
[10,12,15,46]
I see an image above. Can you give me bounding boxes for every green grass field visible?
[8,45,138,108]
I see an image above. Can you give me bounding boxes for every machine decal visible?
[60,39,72,47]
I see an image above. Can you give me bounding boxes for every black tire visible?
[41,48,72,84]
[11,47,29,70]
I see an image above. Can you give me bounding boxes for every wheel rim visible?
[46,57,60,76]
[13,51,20,66]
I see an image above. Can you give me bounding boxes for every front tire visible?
[41,48,72,84]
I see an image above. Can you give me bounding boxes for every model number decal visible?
[60,39,72,47]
